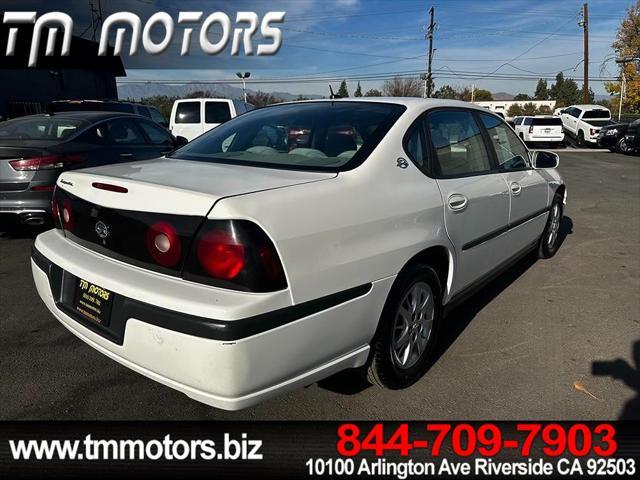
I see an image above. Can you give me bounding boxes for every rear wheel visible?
[577,131,585,147]
[367,264,442,389]
[538,193,563,258]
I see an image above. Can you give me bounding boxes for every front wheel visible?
[538,193,563,258]
[367,264,442,389]
[576,131,585,147]
[615,137,632,154]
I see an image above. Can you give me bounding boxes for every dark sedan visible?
[0,112,187,226]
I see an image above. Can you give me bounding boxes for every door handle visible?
[119,153,134,159]
[448,194,468,211]
[510,182,522,196]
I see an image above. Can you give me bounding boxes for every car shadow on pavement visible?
[592,340,640,420]
[0,224,47,240]
[319,215,574,397]
[431,215,573,368]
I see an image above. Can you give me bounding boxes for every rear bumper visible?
[0,188,52,225]
[31,231,391,410]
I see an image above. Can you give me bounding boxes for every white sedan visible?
[32,98,566,410]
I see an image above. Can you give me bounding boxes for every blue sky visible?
[4,0,629,95]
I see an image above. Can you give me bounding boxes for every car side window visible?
[405,121,428,171]
[175,102,201,124]
[105,118,146,145]
[137,119,173,145]
[425,110,492,177]
[205,101,232,124]
[479,113,529,171]
[523,118,532,125]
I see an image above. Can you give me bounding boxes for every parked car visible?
[597,119,640,154]
[560,105,613,146]
[48,100,168,128]
[32,99,565,410]
[512,116,564,147]
[170,98,253,141]
[0,112,187,226]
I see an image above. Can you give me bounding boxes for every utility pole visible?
[471,84,475,103]
[579,3,589,103]
[615,58,636,120]
[425,6,435,98]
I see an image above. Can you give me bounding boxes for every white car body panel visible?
[33,98,565,410]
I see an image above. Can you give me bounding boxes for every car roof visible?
[17,111,145,122]
[276,97,494,115]
[571,104,609,110]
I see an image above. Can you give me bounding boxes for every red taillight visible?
[92,182,128,193]
[146,221,182,267]
[51,188,60,225]
[60,197,74,231]
[196,230,245,280]
[183,220,287,292]
[30,185,56,192]
[590,128,596,136]
[9,154,84,171]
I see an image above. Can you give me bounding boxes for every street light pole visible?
[236,72,251,103]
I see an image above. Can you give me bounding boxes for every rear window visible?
[175,102,201,124]
[171,101,406,172]
[583,110,610,119]
[205,101,232,124]
[0,116,87,140]
[48,101,103,112]
[532,118,562,126]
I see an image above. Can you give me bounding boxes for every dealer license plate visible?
[72,278,114,325]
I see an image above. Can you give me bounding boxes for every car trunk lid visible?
[0,145,52,191]
[57,157,336,216]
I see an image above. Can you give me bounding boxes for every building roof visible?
[0,24,125,75]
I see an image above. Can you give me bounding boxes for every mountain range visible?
[117,82,323,101]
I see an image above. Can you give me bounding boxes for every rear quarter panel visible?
[210,113,453,307]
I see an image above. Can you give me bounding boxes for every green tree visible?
[354,82,363,97]
[507,104,524,117]
[473,89,493,101]
[337,80,349,97]
[537,105,552,115]
[522,102,538,116]
[364,88,382,97]
[548,72,582,107]
[246,91,284,107]
[534,79,548,100]
[137,95,179,119]
[433,84,457,99]
[513,93,531,101]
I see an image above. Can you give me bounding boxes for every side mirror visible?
[532,150,559,169]
[175,136,189,147]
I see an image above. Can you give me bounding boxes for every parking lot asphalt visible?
[1,150,638,420]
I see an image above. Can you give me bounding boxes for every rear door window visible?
[105,118,146,144]
[425,110,492,177]
[137,119,173,145]
[175,102,201,124]
[149,107,167,126]
[205,101,232,124]
[137,106,151,118]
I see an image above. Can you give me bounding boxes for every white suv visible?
[32,99,566,410]
[560,105,612,146]
[513,116,565,147]
[170,98,253,141]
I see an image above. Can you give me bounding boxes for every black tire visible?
[538,193,564,259]
[576,131,585,147]
[615,137,632,154]
[367,264,442,389]
[608,147,616,153]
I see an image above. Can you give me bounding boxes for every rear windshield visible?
[532,118,562,126]
[170,102,407,172]
[0,116,87,140]
[582,110,610,119]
